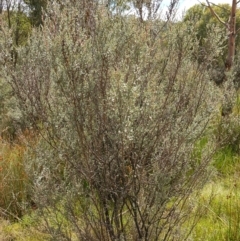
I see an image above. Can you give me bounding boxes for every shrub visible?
[2,0,223,240]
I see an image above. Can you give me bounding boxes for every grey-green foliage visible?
[2,0,222,240]
[0,22,23,139]
[0,77,20,138]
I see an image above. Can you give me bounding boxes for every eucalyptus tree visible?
[204,0,240,70]
[184,3,237,84]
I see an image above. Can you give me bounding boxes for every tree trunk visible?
[225,0,237,70]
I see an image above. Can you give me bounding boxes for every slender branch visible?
[205,0,228,27]
[208,2,229,11]
[236,27,240,34]
[200,1,229,12]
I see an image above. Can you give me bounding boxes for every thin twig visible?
[204,1,229,11]
[236,27,240,34]
[205,0,228,27]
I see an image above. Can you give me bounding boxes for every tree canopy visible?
[184,3,240,69]
[185,4,240,45]
[23,0,47,26]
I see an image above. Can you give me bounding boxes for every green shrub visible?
[1,0,224,240]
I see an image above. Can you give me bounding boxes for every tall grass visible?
[0,132,33,220]
[188,131,240,241]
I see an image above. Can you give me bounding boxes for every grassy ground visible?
[188,146,240,241]
[0,217,49,241]
[0,219,12,241]
[3,175,240,241]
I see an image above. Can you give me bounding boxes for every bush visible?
[2,0,223,240]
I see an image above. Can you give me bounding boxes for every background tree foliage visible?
[184,4,240,61]
[23,0,47,26]
[0,0,31,141]
[183,3,240,84]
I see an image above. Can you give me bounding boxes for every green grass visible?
[0,137,29,220]
[188,169,240,241]
[213,146,240,176]
[1,215,49,241]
